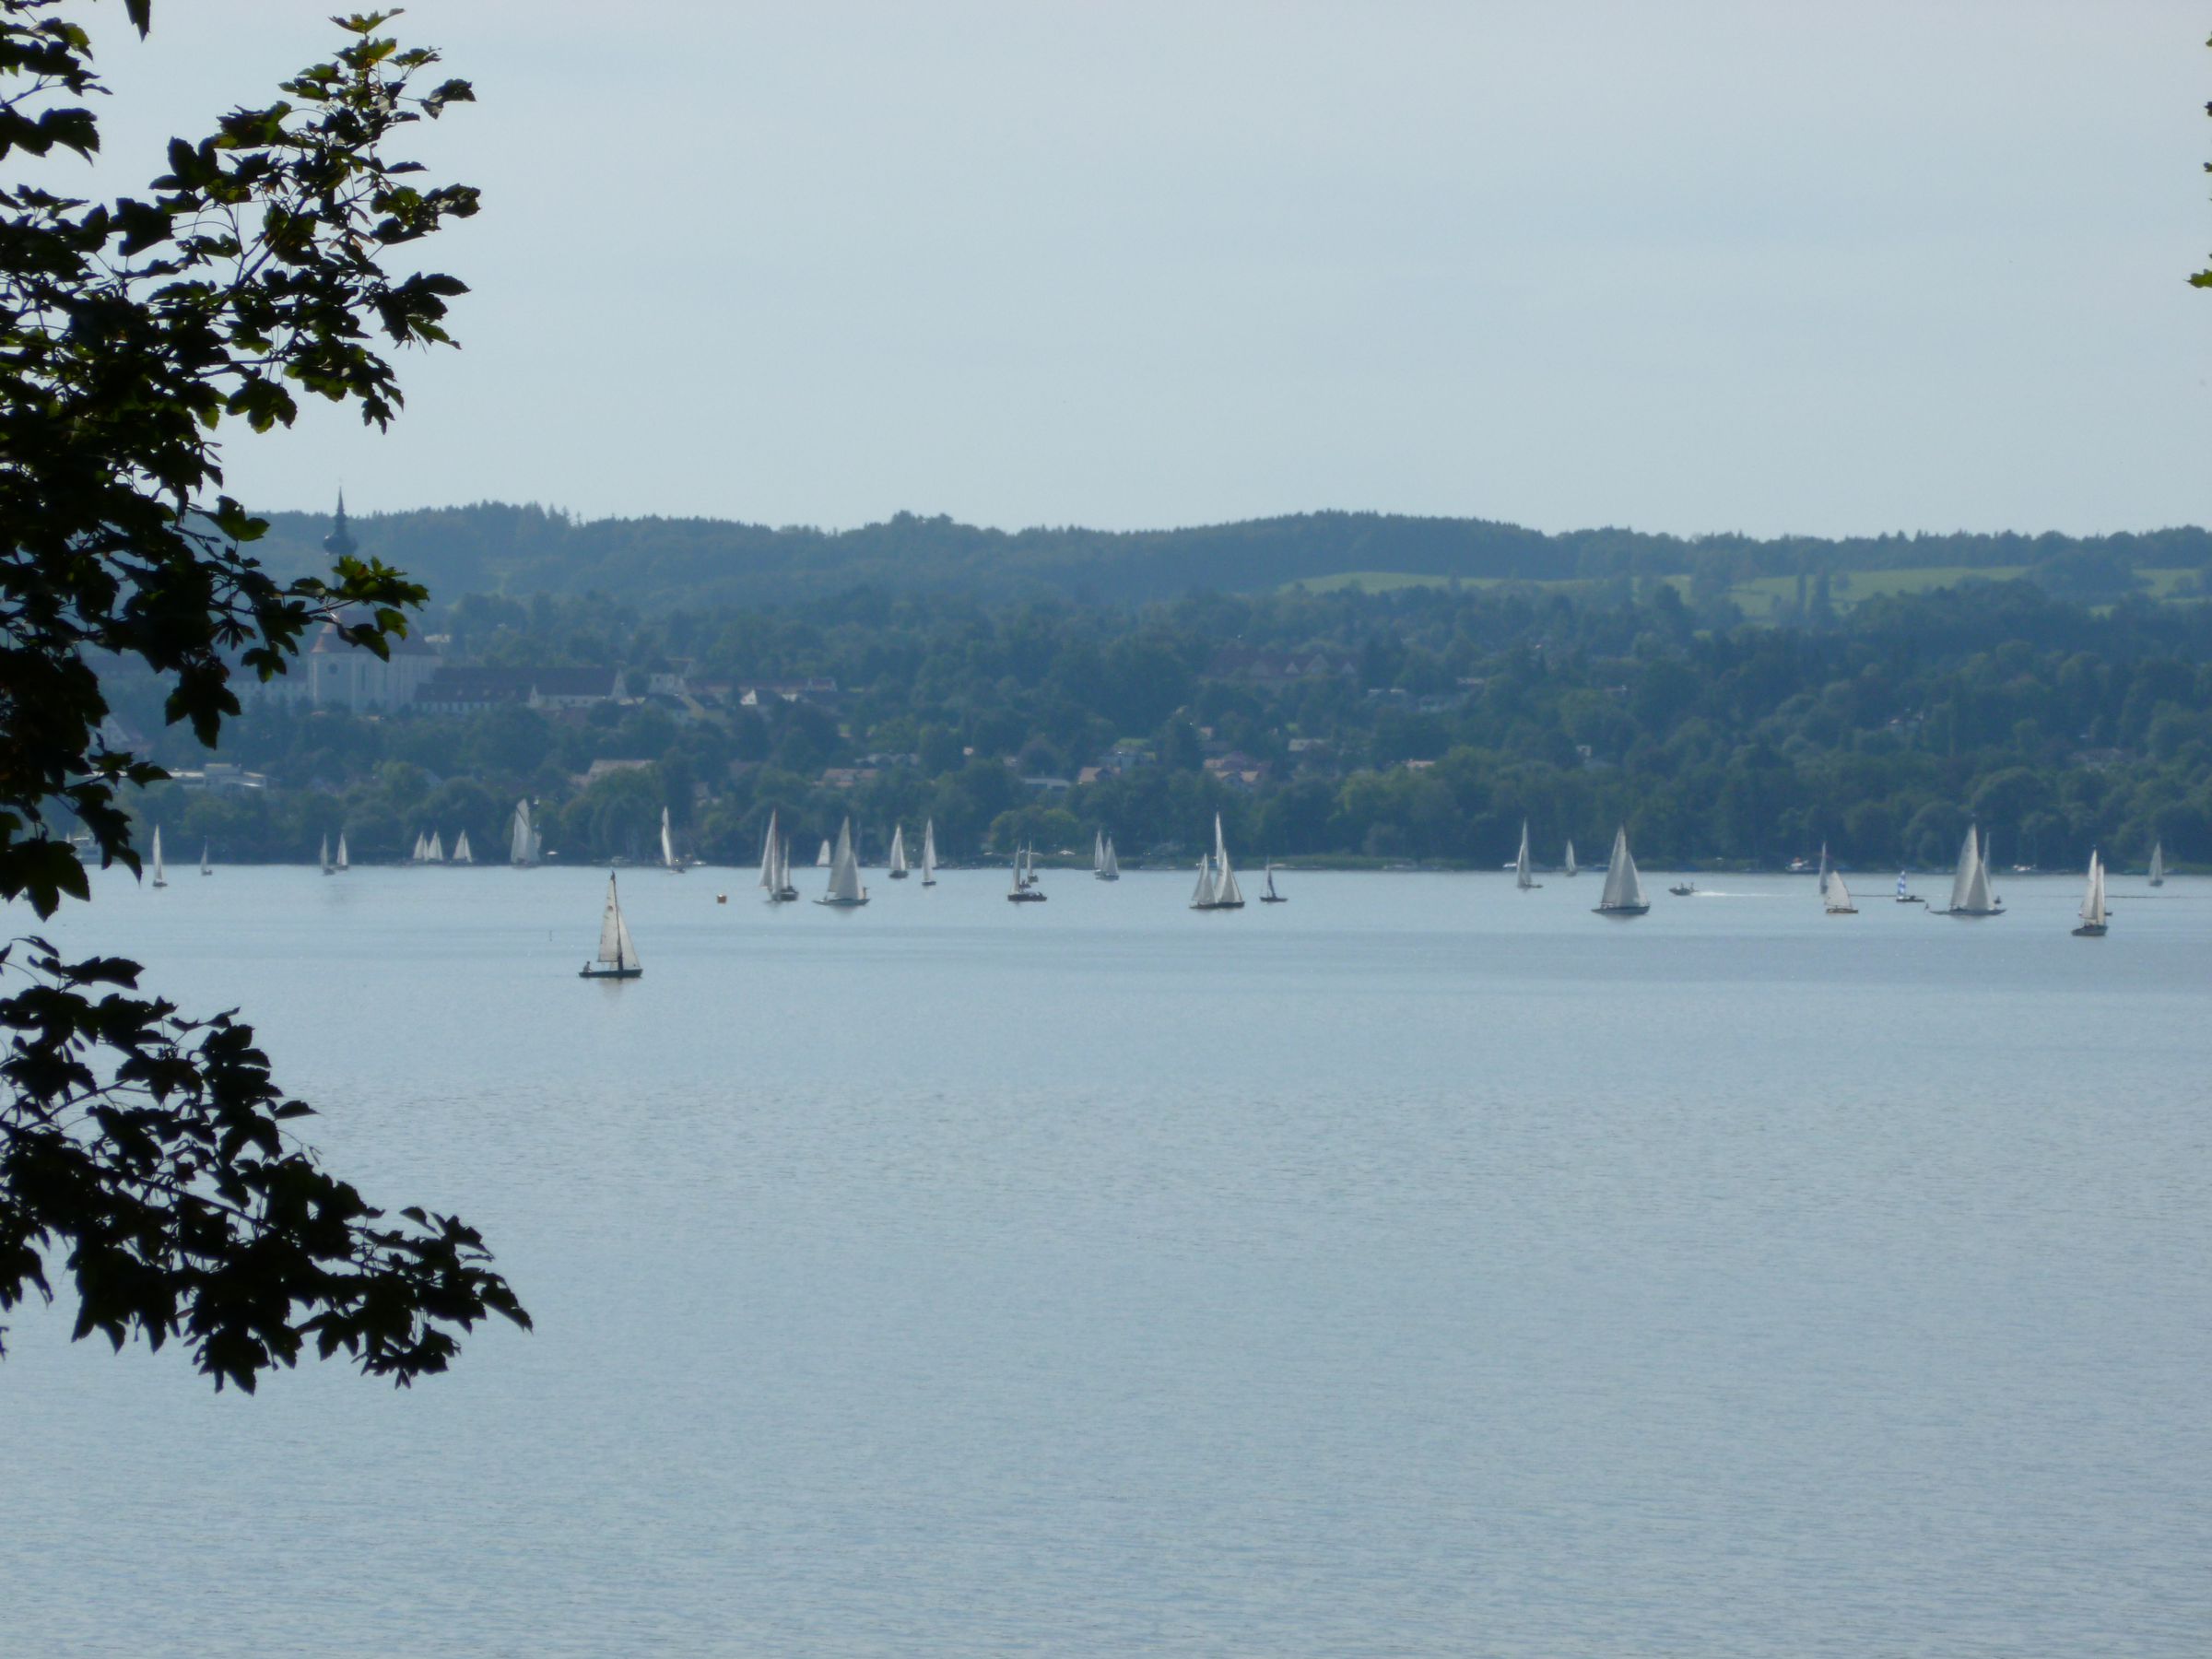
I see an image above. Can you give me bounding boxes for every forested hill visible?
[250,502,2212,610]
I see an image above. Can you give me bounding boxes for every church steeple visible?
[323,490,358,559]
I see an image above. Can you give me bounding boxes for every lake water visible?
[6,864,2210,1656]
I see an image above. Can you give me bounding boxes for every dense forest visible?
[248,502,2212,610]
[112,573,2212,877]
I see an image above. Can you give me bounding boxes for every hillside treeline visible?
[113,577,2212,875]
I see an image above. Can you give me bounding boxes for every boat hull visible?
[1826,907,1859,915]
[2071,923,2108,936]
[579,965,641,980]
[1936,907,2003,918]
[1008,891,1047,903]
[814,898,870,907]
[1260,896,1288,903]
[1594,904,1649,917]
[888,870,909,879]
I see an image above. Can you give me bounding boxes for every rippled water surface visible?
[6,865,2210,1655]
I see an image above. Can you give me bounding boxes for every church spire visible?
[323,490,358,559]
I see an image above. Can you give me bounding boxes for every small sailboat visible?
[1895,871,1921,904]
[1593,825,1649,916]
[320,834,334,877]
[888,824,910,879]
[1817,842,1830,898]
[579,872,642,979]
[199,841,211,877]
[1825,867,1857,914]
[1260,861,1287,903]
[1092,830,1122,882]
[1007,845,1047,902]
[1018,843,1040,888]
[759,810,793,901]
[921,818,938,887]
[2149,841,2166,887]
[511,800,538,867]
[410,830,429,864]
[1100,835,1119,881]
[816,838,832,868]
[661,806,684,873]
[453,830,473,865]
[1515,820,1541,890]
[1934,824,2002,917]
[1563,840,1578,877]
[335,832,349,873]
[1191,815,1245,910]
[2073,850,2109,936]
[425,830,444,864]
[815,818,868,907]
[150,826,167,888]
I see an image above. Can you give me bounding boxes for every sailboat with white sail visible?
[661,806,684,873]
[2073,850,2109,936]
[1934,825,2002,916]
[816,839,832,868]
[1824,867,1857,914]
[411,831,429,863]
[199,841,211,877]
[1260,861,1287,903]
[425,831,444,864]
[453,830,472,865]
[579,873,642,978]
[816,818,868,907]
[320,834,334,877]
[1593,825,1648,916]
[759,810,796,901]
[2148,841,2166,887]
[511,800,539,867]
[1817,842,1830,898]
[921,819,938,887]
[1563,840,1578,877]
[1515,820,1541,890]
[888,825,910,879]
[1008,844,1047,902]
[335,832,349,872]
[1093,830,1123,881]
[150,826,167,888]
[1191,815,1245,910]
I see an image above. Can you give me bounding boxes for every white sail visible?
[821,818,865,904]
[922,819,937,885]
[1818,842,1830,897]
[150,826,166,888]
[2149,841,2166,886]
[1211,814,1243,906]
[453,830,472,864]
[1825,869,1854,912]
[1596,825,1646,912]
[1515,820,1535,890]
[776,836,791,895]
[759,810,780,890]
[817,839,832,867]
[661,806,678,871]
[511,800,535,867]
[320,834,332,875]
[1093,830,1106,874]
[1010,853,1025,895]
[1190,853,1216,907]
[1564,840,1578,877]
[425,831,444,864]
[1100,836,1119,879]
[411,831,428,863]
[1265,862,1279,900]
[199,841,211,876]
[2080,852,2107,928]
[595,874,641,971]
[889,824,908,876]
[1947,825,1996,913]
[335,832,349,872]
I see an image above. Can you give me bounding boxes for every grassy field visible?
[1288,566,2205,616]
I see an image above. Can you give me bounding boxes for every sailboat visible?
[320,834,334,877]
[2073,849,2109,936]
[150,826,167,888]
[816,839,832,868]
[888,824,910,879]
[1515,820,1541,890]
[1593,825,1649,916]
[1817,842,1830,898]
[1007,845,1047,902]
[2149,841,2166,887]
[1563,840,1578,877]
[453,830,472,865]
[199,841,211,877]
[579,873,643,979]
[815,818,868,907]
[1260,861,1287,903]
[1100,835,1119,881]
[921,819,938,887]
[410,831,429,863]
[759,810,794,901]
[661,806,684,873]
[1092,830,1123,882]
[1191,815,1246,910]
[511,800,539,867]
[1935,824,2002,917]
[424,830,444,864]
[1825,867,1858,914]
[335,832,349,872]
[1895,870,1921,903]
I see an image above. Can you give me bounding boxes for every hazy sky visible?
[76,3,2212,536]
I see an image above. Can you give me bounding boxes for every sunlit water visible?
[6,864,2209,1656]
